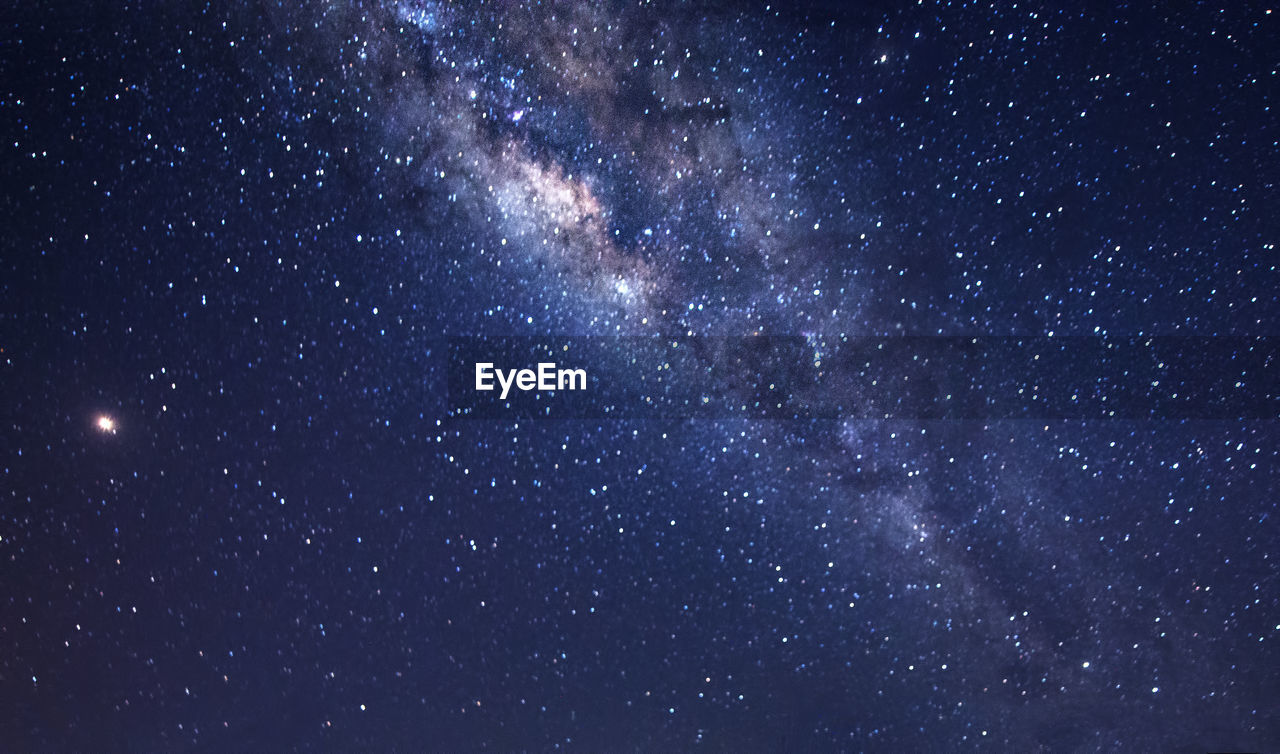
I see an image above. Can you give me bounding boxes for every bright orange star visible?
[96,415,116,433]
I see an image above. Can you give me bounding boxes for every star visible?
[95,415,116,434]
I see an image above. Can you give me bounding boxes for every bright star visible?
[96,415,116,433]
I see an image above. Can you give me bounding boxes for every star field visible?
[3,1,1278,749]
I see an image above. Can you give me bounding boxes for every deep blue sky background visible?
[3,1,1277,750]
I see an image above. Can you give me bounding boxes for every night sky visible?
[3,1,1278,750]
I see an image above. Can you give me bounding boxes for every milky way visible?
[3,1,1277,750]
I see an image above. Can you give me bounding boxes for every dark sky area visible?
[2,1,1277,750]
